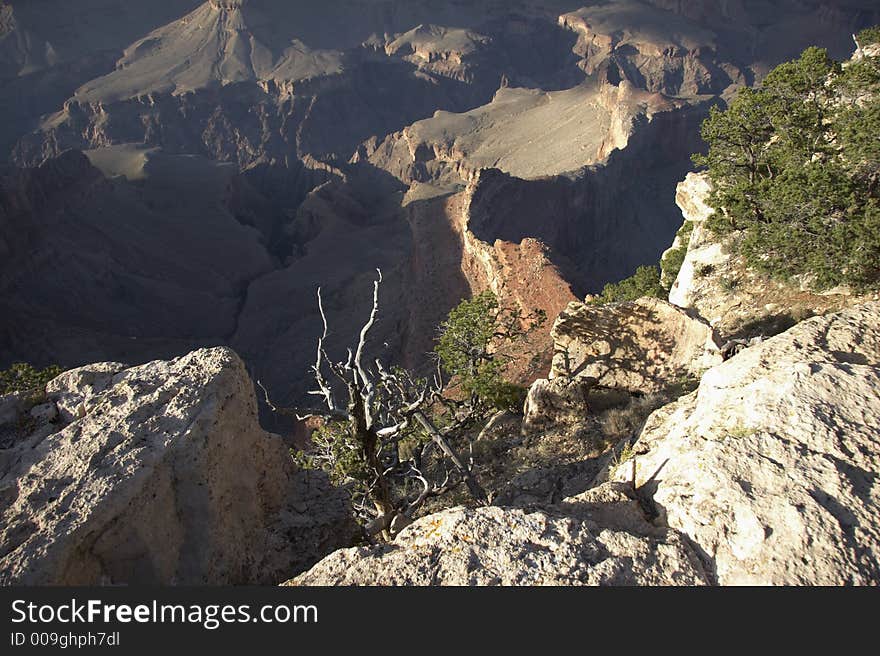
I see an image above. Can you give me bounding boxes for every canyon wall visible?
[2,0,878,411]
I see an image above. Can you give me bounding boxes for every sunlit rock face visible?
[548,297,722,395]
[0,348,356,585]
[611,303,880,585]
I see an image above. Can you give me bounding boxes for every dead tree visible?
[267,269,488,539]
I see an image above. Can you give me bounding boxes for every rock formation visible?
[609,303,880,585]
[290,485,710,586]
[0,347,355,585]
[668,172,867,341]
[294,302,880,586]
[369,80,677,183]
[547,297,722,395]
[559,0,738,96]
[521,377,593,433]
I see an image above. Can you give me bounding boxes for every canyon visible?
[3,171,877,585]
[2,2,879,587]
[2,0,878,414]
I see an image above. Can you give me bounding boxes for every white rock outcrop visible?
[549,297,722,394]
[0,347,355,585]
[612,303,880,584]
[522,377,593,432]
[290,484,710,586]
[667,172,858,337]
[667,172,724,312]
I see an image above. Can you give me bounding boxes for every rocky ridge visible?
[0,347,355,585]
[667,172,870,341]
[294,299,880,586]
[368,79,679,183]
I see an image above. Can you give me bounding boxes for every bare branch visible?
[322,350,350,385]
[403,465,455,518]
[313,287,336,411]
[355,269,382,386]
[294,409,348,422]
[433,357,445,392]
[376,419,408,439]
[412,411,488,504]
[257,379,296,416]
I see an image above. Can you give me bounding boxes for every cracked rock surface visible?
[611,303,880,584]
[289,483,710,586]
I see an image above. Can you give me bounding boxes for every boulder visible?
[550,297,722,394]
[0,347,355,585]
[611,303,880,584]
[289,485,710,586]
[522,377,592,432]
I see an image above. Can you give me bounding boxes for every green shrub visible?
[589,265,666,305]
[435,291,543,412]
[857,26,880,47]
[483,382,528,413]
[293,421,372,487]
[719,277,739,293]
[660,220,694,289]
[694,41,880,292]
[0,363,64,395]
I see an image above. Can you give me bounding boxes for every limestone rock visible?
[492,459,604,509]
[522,377,592,433]
[668,172,762,322]
[289,498,709,586]
[0,392,30,434]
[28,402,58,424]
[611,303,880,584]
[550,297,722,394]
[674,170,716,226]
[0,347,355,585]
[667,172,858,340]
[559,1,734,97]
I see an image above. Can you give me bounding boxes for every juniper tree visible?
[694,39,880,291]
[434,290,545,412]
